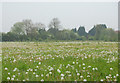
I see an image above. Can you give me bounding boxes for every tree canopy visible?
[1,18,119,42]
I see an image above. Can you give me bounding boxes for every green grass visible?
[0,42,2,82]
[2,42,119,81]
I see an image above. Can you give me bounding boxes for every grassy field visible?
[0,42,2,82]
[2,42,119,81]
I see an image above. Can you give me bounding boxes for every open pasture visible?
[2,42,118,81]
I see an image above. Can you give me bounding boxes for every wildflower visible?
[35,69,37,71]
[36,66,39,68]
[77,73,80,76]
[49,67,54,71]
[33,72,35,74]
[13,75,15,78]
[5,67,8,70]
[114,76,116,78]
[23,80,25,81]
[109,74,111,77]
[68,74,71,77]
[11,78,14,81]
[13,59,16,62]
[76,62,78,64]
[100,79,103,81]
[88,66,91,68]
[116,74,119,76]
[87,75,90,77]
[49,72,52,74]
[13,68,17,72]
[8,72,10,75]
[61,74,64,77]
[41,74,44,77]
[7,77,10,80]
[38,62,41,65]
[85,56,87,59]
[95,67,98,70]
[57,69,61,73]
[83,67,85,69]
[25,72,28,74]
[73,62,75,64]
[110,68,113,70]
[83,63,85,66]
[80,76,83,78]
[30,69,33,71]
[18,73,20,75]
[83,79,87,81]
[41,79,44,82]
[92,68,95,71]
[61,77,64,80]
[36,75,39,77]
[106,76,109,79]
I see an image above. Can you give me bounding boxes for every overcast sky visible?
[1,2,118,32]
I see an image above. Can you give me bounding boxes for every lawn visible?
[2,42,119,81]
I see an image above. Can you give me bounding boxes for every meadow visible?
[2,42,119,81]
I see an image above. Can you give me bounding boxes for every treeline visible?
[1,18,119,42]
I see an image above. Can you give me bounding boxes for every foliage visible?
[1,19,119,42]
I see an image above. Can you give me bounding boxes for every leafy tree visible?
[78,26,87,36]
[71,28,77,33]
[11,22,25,35]
[48,18,62,30]
[89,24,107,37]
[22,19,34,36]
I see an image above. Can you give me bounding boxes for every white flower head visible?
[61,77,64,80]
[5,67,8,70]
[92,68,95,71]
[61,74,64,77]
[83,79,87,81]
[39,62,41,65]
[83,63,85,66]
[11,78,14,81]
[80,75,83,78]
[36,75,39,77]
[73,62,75,64]
[100,79,103,81]
[8,72,10,75]
[41,79,44,82]
[7,77,10,80]
[49,72,52,74]
[57,69,61,73]
[110,68,113,70]
[41,74,44,77]
[87,75,90,77]
[68,74,71,77]
[77,73,80,76]
[13,75,15,78]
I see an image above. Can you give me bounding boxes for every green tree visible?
[78,26,87,36]
[48,18,62,30]
[11,22,25,35]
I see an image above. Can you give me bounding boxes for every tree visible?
[94,24,107,40]
[71,28,77,33]
[11,22,25,35]
[34,23,46,30]
[78,26,87,36]
[22,19,34,35]
[89,24,107,36]
[104,28,118,41]
[48,18,62,29]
